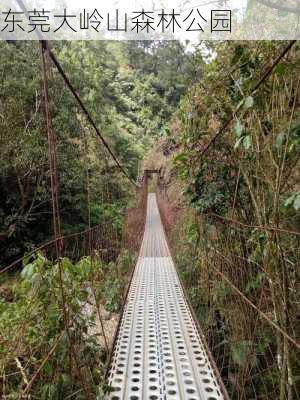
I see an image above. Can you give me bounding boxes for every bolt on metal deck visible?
[107,193,225,400]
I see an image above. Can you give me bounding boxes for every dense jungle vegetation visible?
[0,40,198,265]
[0,39,299,399]
[0,40,199,399]
[155,40,300,399]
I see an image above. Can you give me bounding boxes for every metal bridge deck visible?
[108,193,224,400]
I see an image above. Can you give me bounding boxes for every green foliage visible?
[167,42,300,396]
[284,192,300,211]
[245,272,265,293]
[0,249,134,398]
[0,40,194,268]
[101,250,134,313]
[243,95,254,109]
[231,340,255,367]
[185,163,234,215]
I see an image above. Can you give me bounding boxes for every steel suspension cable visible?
[40,41,138,188]
[40,41,93,400]
[211,254,300,350]
[82,123,110,353]
[16,0,137,188]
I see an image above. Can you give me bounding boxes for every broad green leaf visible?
[237,99,244,109]
[276,132,286,147]
[294,194,300,211]
[243,135,252,150]
[284,192,300,210]
[284,195,295,207]
[289,143,295,153]
[277,10,289,17]
[234,137,244,149]
[23,255,31,266]
[21,263,35,281]
[275,64,286,76]
[173,153,187,162]
[244,96,254,109]
[234,120,244,138]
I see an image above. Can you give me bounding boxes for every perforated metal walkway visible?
[107,193,225,400]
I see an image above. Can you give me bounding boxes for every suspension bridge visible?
[1,38,299,400]
[107,192,226,400]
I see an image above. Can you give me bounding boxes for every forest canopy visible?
[0,38,299,400]
[0,40,199,265]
